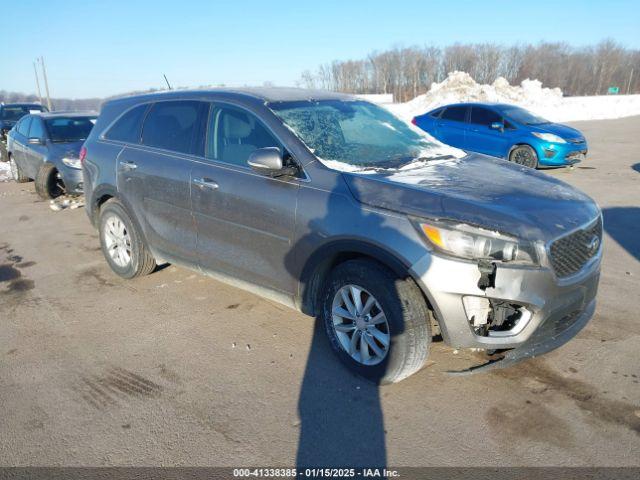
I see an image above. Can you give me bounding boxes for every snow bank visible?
[387,71,640,123]
[0,162,10,182]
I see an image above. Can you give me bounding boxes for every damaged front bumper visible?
[409,249,600,372]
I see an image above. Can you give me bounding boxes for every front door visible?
[23,116,47,177]
[191,103,300,294]
[466,106,511,158]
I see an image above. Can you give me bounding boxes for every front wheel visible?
[321,259,431,384]
[35,162,65,199]
[98,199,156,279]
[509,145,538,169]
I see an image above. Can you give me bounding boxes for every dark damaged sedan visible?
[7,112,96,199]
[81,88,602,383]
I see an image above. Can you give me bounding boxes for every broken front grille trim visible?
[549,216,602,278]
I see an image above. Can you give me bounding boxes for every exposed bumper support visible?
[447,298,596,375]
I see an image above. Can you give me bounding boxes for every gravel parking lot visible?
[1,116,639,467]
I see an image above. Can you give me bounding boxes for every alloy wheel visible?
[512,147,536,168]
[103,214,132,268]
[331,284,390,366]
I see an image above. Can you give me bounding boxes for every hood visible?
[530,122,583,140]
[47,140,84,159]
[342,154,600,242]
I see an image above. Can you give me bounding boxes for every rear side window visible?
[441,106,467,122]
[470,107,502,126]
[29,118,46,139]
[17,117,32,136]
[104,104,149,143]
[429,107,444,118]
[142,101,206,155]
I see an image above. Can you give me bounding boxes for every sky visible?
[1,0,639,99]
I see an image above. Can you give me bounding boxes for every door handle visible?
[193,177,219,190]
[120,160,137,170]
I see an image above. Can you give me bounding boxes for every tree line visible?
[298,40,640,102]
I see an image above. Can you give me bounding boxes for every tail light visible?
[411,117,417,125]
[79,146,87,164]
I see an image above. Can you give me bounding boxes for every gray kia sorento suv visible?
[81,88,602,383]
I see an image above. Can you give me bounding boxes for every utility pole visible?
[39,56,53,111]
[627,68,634,95]
[33,61,43,105]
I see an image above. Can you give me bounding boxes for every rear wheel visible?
[35,162,65,199]
[509,145,538,169]
[9,155,30,183]
[98,199,156,279]
[321,259,431,384]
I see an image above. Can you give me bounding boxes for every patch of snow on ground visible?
[387,71,640,123]
[0,162,11,182]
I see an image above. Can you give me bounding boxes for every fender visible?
[297,237,413,315]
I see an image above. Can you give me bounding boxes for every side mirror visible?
[28,137,45,145]
[248,147,297,177]
[490,122,504,132]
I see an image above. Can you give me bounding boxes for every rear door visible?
[466,106,510,158]
[115,100,208,265]
[434,106,468,149]
[191,103,300,295]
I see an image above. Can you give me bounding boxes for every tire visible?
[98,199,156,279]
[35,162,65,199]
[509,145,538,169]
[321,259,431,384]
[9,155,30,183]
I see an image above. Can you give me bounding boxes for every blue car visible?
[412,103,588,168]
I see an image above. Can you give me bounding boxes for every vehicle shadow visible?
[284,175,427,469]
[602,207,640,261]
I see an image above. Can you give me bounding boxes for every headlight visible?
[414,220,539,265]
[62,157,82,169]
[532,132,566,144]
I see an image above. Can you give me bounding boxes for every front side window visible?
[440,106,467,122]
[45,117,96,142]
[470,107,502,126]
[105,104,149,143]
[207,105,280,167]
[269,100,460,169]
[29,118,46,139]
[17,117,32,136]
[141,101,206,154]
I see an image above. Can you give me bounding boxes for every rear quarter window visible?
[104,104,149,143]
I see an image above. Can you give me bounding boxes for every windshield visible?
[269,99,460,170]
[45,117,96,142]
[1,105,45,122]
[502,106,549,125]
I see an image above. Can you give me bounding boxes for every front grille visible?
[568,137,585,144]
[549,217,602,278]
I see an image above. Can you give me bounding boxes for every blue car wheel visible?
[509,145,538,169]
